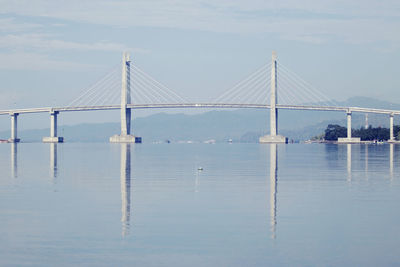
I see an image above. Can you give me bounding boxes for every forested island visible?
[312,124,400,142]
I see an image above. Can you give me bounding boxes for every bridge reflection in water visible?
[347,144,352,182]
[50,143,58,178]
[345,143,396,182]
[390,144,394,179]
[7,143,398,238]
[120,144,132,237]
[11,143,17,178]
[269,144,278,239]
[268,143,398,239]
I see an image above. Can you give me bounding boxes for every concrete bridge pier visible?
[8,112,20,143]
[338,110,360,143]
[388,113,397,143]
[259,51,287,144]
[43,111,63,143]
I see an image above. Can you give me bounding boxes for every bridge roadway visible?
[0,103,399,115]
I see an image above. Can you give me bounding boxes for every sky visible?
[0,0,399,130]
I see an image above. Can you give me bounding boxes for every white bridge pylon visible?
[109,52,136,143]
[259,52,287,143]
[1,52,399,143]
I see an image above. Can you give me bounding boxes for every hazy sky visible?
[0,0,399,130]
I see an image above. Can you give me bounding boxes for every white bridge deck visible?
[0,103,399,115]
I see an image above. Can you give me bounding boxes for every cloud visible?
[0,33,149,53]
[0,17,42,32]
[0,90,25,108]
[0,52,100,71]
[262,17,400,45]
[0,0,399,46]
[0,16,149,55]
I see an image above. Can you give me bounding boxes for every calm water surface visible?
[0,143,399,266]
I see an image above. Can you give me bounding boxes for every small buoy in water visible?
[197,167,203,171]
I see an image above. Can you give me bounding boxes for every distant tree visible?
[395,125,400,140]
[324,124,347,141]
[311,133,325,141]
[323,124,400,141]
[353,126,392,141]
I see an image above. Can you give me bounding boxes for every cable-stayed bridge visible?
[1,52,399,143]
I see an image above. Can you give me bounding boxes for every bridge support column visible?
[347,111,352,138]
[43,111,63,143]
[260,51,287,144]
[110,52,141,143]
[8,113,20,143]
[338,111,360,143]
[388,114,396,143]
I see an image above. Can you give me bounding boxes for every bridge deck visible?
[0,103,399,115]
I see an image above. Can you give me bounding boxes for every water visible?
[0,143,399,266]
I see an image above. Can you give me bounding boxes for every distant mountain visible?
[339,96,400,110]
[0,96,398,143]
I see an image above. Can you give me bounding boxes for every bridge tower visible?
[259,52,288,143]
[110,52,140,143]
